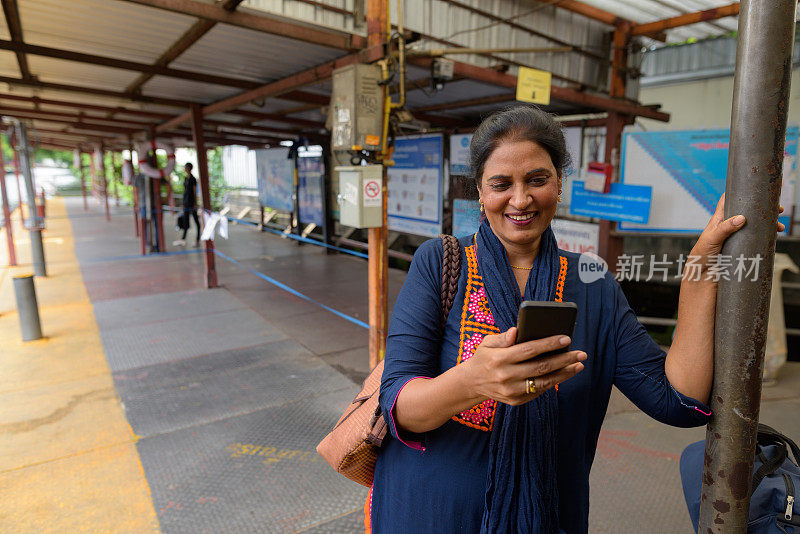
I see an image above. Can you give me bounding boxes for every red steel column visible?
[190,103,217,288]
[0,138,17,266]
[366,0,388,369]
[76,150,87,211]
[598,21,631,274]
[99,144,110,222]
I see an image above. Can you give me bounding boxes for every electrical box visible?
[336,165,383,228]
[331,64,383,152]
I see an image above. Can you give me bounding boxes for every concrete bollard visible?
[13,274,43,341]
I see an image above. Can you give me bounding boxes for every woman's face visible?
[477,139,560,252]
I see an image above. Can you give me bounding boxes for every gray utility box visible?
[336,165,383,229]
[331,63,383,152]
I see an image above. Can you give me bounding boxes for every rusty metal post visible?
[113,152,120,206]
[99,143,110,222]
[15,122,45,277]
[0,138,16,266]
[366,0,388,369]
[191,103,217,289]
[11,133,24,226]
[698,1,795,531]
[597,21,631,274]
[75,149,87,211]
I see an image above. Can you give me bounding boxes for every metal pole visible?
[15,122,46,277]
[11,133,24,226]
[13,274,42,341]
[698,1,795,531]
[99,143,110,222]
[0,137,16,266]
[191,103,218,288]
[76,149,87,211]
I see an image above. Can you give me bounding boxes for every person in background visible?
[174,162,200,247]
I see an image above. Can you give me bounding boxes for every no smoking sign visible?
[363,179,382,207]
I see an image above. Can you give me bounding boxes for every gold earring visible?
[557,191,562,202]
[479,199,485,214]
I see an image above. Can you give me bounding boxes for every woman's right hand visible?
[464,327,587,406]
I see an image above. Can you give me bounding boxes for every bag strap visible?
[760,423,800,466]
[752,423,800,491]
[439,234,462,333]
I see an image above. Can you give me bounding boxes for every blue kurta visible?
[372,236,710,533]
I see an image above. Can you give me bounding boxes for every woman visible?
[371,106,781,533]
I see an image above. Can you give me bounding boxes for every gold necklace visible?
[510,264,532,270]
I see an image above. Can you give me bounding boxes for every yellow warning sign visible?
[516,67,552,105]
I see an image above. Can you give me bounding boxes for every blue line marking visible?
[213,249,369,330]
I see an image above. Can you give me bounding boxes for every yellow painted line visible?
[0,198,160,533]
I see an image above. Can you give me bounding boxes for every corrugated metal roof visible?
[27,56,141,91]
[578,0,740,43]
[141,75,241,102]
[19,0,198,64]
[170,23,346,82]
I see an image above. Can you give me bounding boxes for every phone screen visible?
[516,301,578,346]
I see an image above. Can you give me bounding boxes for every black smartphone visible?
[515,301,578,353]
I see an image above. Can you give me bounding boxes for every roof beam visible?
[631,2,740,37]
[0,75,197,108]
[0,93,176,119]
[412,93,514,113]
[407,57,670,122]
[552,0,625,26]
[0,105,158,128]
[120,0,366,50]
[0,0,30,79]
[126,0,245,94]
[155,44,384,132]
[0,38,262,89]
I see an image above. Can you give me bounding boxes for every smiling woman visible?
[370,105,748,533]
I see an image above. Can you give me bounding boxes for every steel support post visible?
[0,138,16,266]
[16,123,45,277]
[191,103,218,289]
[77,150,88,211]
[698,1,796,531]
[99,144,110,222]
[13,274,42,341]
[366,0,388,369]
[11,135,24,225]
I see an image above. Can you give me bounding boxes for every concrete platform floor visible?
[0,196,797,533]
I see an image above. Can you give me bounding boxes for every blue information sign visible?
[387,134,443,237]
[452,198,481,237]
[255,148,294,212]
[570,181,652,223]
[297,156,324,226]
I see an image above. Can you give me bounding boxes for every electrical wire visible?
[444,0,567,42]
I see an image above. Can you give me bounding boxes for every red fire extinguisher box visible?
[585,161,613,194]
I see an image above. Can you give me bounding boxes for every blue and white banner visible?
[450,133,472,175]
[570,181,652,223]
[297,155,324,226]
[618,127,798,233]
[452,198,481,237]
[387,134,443,238]
[255,148,294,213]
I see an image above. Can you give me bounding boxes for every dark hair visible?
[184,162,193,170]
[468,105,571,189]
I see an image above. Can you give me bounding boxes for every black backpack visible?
[681,424,799,533]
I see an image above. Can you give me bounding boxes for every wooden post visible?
[128,138,140,238]
[191,103,218,289]
[0,138,17,266]
[77,150,88,211]
[366,0,388,369]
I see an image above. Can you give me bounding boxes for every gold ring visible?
[525,378,536,395]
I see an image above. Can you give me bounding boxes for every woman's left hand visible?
[688,194,784,277]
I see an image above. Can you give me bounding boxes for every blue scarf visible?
[476,218,563,533]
